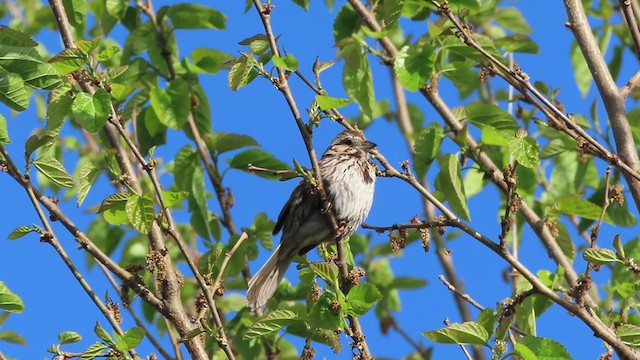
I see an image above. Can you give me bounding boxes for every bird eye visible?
[343,138,354,146]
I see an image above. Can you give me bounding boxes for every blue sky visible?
[1,0,637,359]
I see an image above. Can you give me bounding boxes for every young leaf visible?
[0,113,8,145]
[309,292,342,330]
[583,248,622,265]
[309,262,339,285]
[228,149,290,180]
[342,43,376,121]
[345,283,382,316]
[98,192,135,213]
[0,281,25,313]
[557,196,612,223]
[458,103,518,130]
[243,310,298,339]
[422,321,489,346]
[436,154,470,221]
[76,161,100,207]
[7,225,33,240]
[33,157,74,188]
[509,132,540,168]
[413,123,444,178]
[120,327,144,351]
[58,331,82,345]
[0,72,29,111]
[272,54,299,71]
[71,89,111,133]
[616,324,640,347]
[315,95,351,110]
[394,41,435,92]
[150,79,190,130]
[81,341,108,359]
[125,195,155,234]
[93,322,113,344]
[514,335,573,359]
[228,55,253,91]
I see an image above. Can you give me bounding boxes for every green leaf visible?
[342,43,376,121]
[81,341,108,359]
[272,54,299,71]
[239,34,271,55]
[390,276,427,289]
[76,38,102,55]
[229,149,290,180]
[204,132,259,155]
[33,157,74,188]
[422,321,489,346]
[315,95,351,110]
[309,292,342,330]
[93,322,113,344]
[515,335,573,360]
[495,7,531,34]
[76,161,100,207]
[583,248,622,265]
[167,3,226,29]
[413,123,444,178]
[243,310,298,339]
[189,47,234,74]
[98,192,135,213]
[292,0,311,11]
[309,262,339,285]
[227,55,253,91]
[570,41,591,97]
[125,195,155,234]
[394,42,435,92]
[616,324,640,347]
[494,34,539,54]
[120,327,144,350]
[333,4,362,42]
[557,196,612,223]
[345,283,382,316]
[436,154,470,221]
[97,46,121,62]
[0,330,26,345]
[0,72,29,111]
[0,114,8,145]
[509,133,540,168]
[380,0,404,27]
[161,190,189,208]
[0,281,24,313]
[457,103,518,130]
[71,89,111,133]
[47,94,73,135]
[63,0,86,27]
[49,48,86,75]
[150,79,190,130]
[7,225,33,240]
[0,26,37,47]
[58,331,82,345]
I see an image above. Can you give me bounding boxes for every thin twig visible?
[620,69,640,99]
[439,276,484,311]
[213,232,250,293]
[444,318,473,360]
[248,164,298,177]
[620,0,640,60]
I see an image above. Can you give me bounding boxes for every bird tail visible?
[246,244,292,311]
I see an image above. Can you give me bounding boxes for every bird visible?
[246,129,377,311]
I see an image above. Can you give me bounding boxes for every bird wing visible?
[272,180,320,236]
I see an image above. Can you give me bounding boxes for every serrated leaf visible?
[616,324,640,347]
[161,190,189,208]
[49,48,86,75]
[515,335,573,360]
[125,195,155,234]
[394,42,435,92]
[457,103,518,130]
[413,123,444,178]
[422,321,489,346]
[437,154,470,221]
[309,292,342,330]
[76,38,101,55]
[71,89,111,133]
[0,72,29,111]
[81,341,108,359]
[0,26,37,47]
[315,95,351,110]
[229,149,290,180]
[557,196,612,223]
[243,310,298,339]
[0,281,24,313]
[167,3,226,29]
[77,161,100,207]
[7,225,33,240]
[33,157,74,188]
[204,132,259,154]
[97,46,121,62]
[509,134,540,168]
[345,283,382,316]
[58,331,82,345]
[98,192,134,213]
[309,262,339,285]
[228,56,253,91]
[583,248,621,265]
[272,54,299,71]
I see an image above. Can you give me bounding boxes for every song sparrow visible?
[246,130,377,310]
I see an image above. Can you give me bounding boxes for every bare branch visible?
[620,0,640,60]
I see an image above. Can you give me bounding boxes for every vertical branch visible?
[620,0,640,60]
[564,0,640,211]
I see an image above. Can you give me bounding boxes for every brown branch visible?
[213,232,249,294]
[251,1,372,358]
[563,0,640,212]
[438,276,484,311]
[620,0,640,60]
[621,69,640,99]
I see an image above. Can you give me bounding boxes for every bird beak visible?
[363,140,377,151]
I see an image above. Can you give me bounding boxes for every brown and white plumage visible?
[246,130,377,310]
